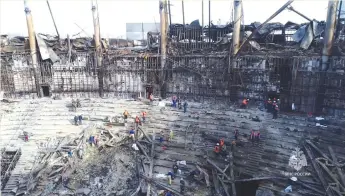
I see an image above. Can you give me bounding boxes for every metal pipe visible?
[321,0,339,71]
[287,6,313,22]
[232,0,242,55]
[46,0,60,39]
[24,0,42,97]
[91,0,104,97]
[234,0,294,57]
[182,0,185,26]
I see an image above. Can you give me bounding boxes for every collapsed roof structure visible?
[1,0,345,196]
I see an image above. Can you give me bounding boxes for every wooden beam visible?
[136,141,150,160]
[328,146,345,187]
[207,159,231,180]
[146,132,155,196]
[212,169,221,195]
[141,174,182,196]
[217,175,230,196]
[138,127,153,143]
[229,151,237,196]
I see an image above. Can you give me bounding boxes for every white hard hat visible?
[290,177,297,181]
[216,143,219,146]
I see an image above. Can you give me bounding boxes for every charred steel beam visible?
[287,6,313,22]
[209,0,211,45]
[91,0,104,97]
[335,0,343,39]
[46,0,60,39]
[202,0,204,27]
[304,145,332,196]
[168,0,172,27]
[328,147,345,187]
[321,0,339,71]
[233,0,242,55]
[24,0,42,98]
[234,0,294,57]
[182,0,185,26]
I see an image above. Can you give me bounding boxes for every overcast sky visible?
[0,0,340,38]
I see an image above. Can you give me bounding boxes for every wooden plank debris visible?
[328,146,345,187]
[146,132,155,196]
[207,159,231,180]
[229,151,236,196]
[140,174,182,196]
[304,145,332,196]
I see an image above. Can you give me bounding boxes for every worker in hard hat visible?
[214,143,220,154]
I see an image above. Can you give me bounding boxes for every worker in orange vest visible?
[123,110,129,119]
[241,98,249,108]
[214,143,220,154]
[142,111,147,122]
[135,116,141,126]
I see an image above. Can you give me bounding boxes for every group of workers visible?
[123,110,147,126]
[172,96,188,113]
[266,97,280,119]
[213,129,242,154]
[166,163,185,193]
[126,110,149,140]
[74,115,83,125]
[88,135,99,146]
[250,130,261,144]
[214,138,227,154]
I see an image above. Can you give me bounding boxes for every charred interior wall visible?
[1,52,345,116]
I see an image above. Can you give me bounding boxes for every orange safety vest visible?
[142,112,146,117]
[135,117,140,123]
[242,99,248,105]
[214,146,220,153]
[220,139,224,147]
[149,94,153,100]
[124,111,129,115]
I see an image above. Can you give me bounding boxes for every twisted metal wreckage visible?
[1,0,345,196]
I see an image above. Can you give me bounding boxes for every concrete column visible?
[159,0,167,97]
[24,0,42,97]
[321,0,339,71]
[232,0,242,55]
[91,0,104,97]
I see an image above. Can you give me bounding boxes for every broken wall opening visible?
[235,181,259,196]
[41,85,50,97]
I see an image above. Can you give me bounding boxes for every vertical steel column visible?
[321,0,339,71]
[24,0,42,97]
[232,0,242,55]
[91,0,104,97]
[202,0,204,27]
[159,0,167,98]
[182,0,185,26]
[316,0,339,113]
[208,0,211,45]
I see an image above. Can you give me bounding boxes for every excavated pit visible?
[0,97,344,196]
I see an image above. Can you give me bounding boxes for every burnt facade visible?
[1,20,345,116]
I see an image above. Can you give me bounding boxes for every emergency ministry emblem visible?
[288,148,307,171]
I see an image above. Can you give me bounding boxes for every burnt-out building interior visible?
[1,0,345,196]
